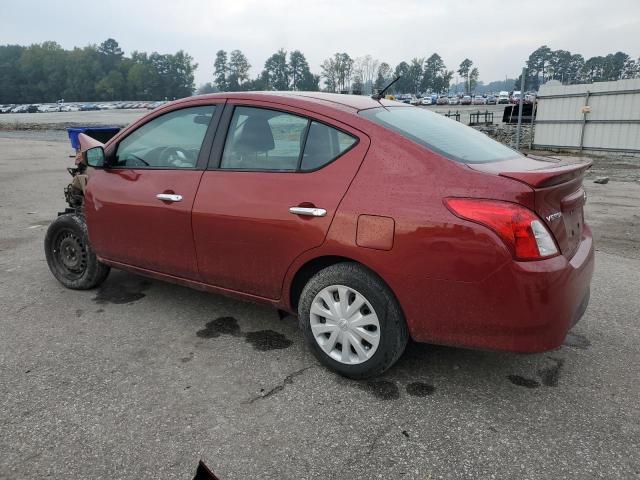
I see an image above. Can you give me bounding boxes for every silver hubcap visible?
[310,285,381,365]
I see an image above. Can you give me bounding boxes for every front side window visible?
[221,107,308,171]
[359,106,521,164]
[115,105,215,168]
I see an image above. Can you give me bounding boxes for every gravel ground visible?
[0,109,147,130]
[0,133,639,479]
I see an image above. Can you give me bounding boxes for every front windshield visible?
[359,106,521,163]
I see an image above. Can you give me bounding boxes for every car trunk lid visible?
[468,155,592,258]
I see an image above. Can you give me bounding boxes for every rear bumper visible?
[404,225,595,352]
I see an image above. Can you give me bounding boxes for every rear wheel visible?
[298,262,408,379]
[44,213,110,289]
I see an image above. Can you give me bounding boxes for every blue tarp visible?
[67,126,121,150]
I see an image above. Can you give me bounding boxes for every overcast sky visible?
[3,0,640,86]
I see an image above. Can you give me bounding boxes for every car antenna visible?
[372,76,401,101]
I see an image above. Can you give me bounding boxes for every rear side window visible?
[301,121,357,171]
[359,107,521,163]
[221,107,307,171]
[220,106,358,172]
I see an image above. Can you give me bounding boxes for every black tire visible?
[298,262,409,379]
[44,213,110,289]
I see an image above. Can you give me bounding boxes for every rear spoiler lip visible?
[498,159,593,188]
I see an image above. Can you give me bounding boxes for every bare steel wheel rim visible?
[52,230,88,280]
[309,285,381,365]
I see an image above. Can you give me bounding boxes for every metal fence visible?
[533,78,640,153]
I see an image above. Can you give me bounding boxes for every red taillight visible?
[444,198,559,261]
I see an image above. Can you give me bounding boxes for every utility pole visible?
[515,67,526,150]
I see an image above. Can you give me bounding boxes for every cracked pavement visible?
[1,133,639,479]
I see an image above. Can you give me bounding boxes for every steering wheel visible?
[158,146,193,167]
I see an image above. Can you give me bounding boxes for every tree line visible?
[204,50,478,96]
[2,39,640,104]
[516,46,640,91]
[0,39,197,104]
[198,48,320,93]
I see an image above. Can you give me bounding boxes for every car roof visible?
[181,91,404,113]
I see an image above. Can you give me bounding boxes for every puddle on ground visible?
[537,357,564,387]
[196,316,293,352]
[245,330,293,351]
[358,380,400,400]
[563,332,591,349]
[507,375,540,389]
[196,317,241,338]
[406,381,435,397]
[93,279,151,305]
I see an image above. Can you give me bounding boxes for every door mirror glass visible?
[84,146,105,167]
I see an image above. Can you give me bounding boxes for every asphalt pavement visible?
[1,134,639,479]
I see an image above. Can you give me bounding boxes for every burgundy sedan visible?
[45,92,594,378]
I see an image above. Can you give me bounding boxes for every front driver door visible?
[85,102,221,280]
[192,102,369,299]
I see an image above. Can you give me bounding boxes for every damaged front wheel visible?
[44,213,110,289]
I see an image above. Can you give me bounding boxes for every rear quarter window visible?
[359,107,521,163]
[301,121,357,171]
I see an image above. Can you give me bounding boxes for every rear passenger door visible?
[192,101,370,299]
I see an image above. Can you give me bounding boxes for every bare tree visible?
[354,55,379,95]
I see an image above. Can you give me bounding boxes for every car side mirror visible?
[83,146,105,167]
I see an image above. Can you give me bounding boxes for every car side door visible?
[192,101,370,299]
[84,101,223,280]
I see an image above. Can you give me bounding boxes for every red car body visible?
[81,92,594,354]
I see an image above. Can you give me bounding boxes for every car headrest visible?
[235,116,275,153]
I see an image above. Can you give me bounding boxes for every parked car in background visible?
[39,104,60,112]
[46,92,594,379]
[486,95,497,105]
[409,96,421,106]
[80,104,101,111]
[436,95,450,105]
[511,91,522,104]
[0,105,14,113]
[498,91,510,104]
[524,93,537,104]
[146,101,167,110]
[472,95,487,105]
[460,95,472,105]
[449,96,459,105]
[420,96,432,106]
